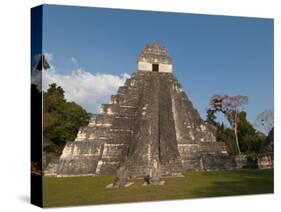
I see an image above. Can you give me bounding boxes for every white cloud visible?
[44,53,53,62]
[43,67,130,113]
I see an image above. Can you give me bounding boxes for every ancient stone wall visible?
[49,71,233,177]
[137,43,173,73]
[258,153,273,169]
[45,43,238,178]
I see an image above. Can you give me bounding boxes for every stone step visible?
[77,127,132,141]
[89,114,114,127]
[110,94,125,104]
[100,104,120,115]
[117,86,128,95]
[100,143,128,160]
[111,117,135,130]
[76,127,111,141]
[119,105,137,115]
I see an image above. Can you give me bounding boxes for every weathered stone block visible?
[258,153,273,169]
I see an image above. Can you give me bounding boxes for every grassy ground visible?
[43,169,273,207]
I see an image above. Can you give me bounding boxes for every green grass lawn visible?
[43,169,273,207]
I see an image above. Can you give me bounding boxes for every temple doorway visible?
[152,64,159,72]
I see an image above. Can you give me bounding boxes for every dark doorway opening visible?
[152,64,159,72]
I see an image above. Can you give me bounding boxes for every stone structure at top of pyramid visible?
[138,43,173,73]
[45,43,235,180]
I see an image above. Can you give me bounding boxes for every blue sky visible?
[41,4,273,125]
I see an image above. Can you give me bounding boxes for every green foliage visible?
[215,123,238,155]
[206,109,217,125]
[43,83,89,162]
[209,111,268,155]
[237,112,266,153]
[245,152,257,160]
[244,152,259,169]
[266,127,274,145]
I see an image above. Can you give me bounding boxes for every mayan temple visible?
[46,43,234,180]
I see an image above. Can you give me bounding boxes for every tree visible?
[43,83,89,166]
[215,123,238,155]
[237,111,265,153]
[206,109,217,126]
[255,110,274,135]
[208,95,248,154]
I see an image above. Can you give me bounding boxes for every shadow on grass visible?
[189,169,274,198]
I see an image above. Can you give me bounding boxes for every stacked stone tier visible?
[52,71,234,177]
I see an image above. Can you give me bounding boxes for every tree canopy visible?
[208,94,248,154]
[43,83,89,165]
[206,95,271,157]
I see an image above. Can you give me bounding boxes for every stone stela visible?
[45,43,235,185]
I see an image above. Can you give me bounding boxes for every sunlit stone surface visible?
[46,43,234,177]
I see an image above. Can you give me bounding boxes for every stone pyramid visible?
[49,43,234,178]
